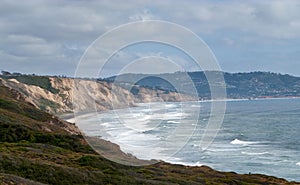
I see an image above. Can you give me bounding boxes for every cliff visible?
[0,75,195,114]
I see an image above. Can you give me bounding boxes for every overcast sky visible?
[1,0,300,77]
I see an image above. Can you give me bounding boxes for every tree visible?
[1,70,11,76]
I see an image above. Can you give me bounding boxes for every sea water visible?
[76,98,300,182]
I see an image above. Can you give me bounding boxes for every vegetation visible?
[1,74,59,94]
[0,83,299,184]
[38,97,61,111]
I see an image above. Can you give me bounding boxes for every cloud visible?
[0,0,300,76]
[150,0,300,39]
[3,34,62,57]
[7,34,45,44]
[117,56,183,75]
[129,9,157,21]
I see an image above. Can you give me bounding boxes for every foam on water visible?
[101,122,115,127]
[167,120,180,124]
[66,118,75,123]
[241,151,269,156]
[230,139,258,146]
[206,147,241,152]
[115,130,160,144]
[164,104,177,108]
[191,104,201,108]
[119,145,167,160]
[168,160,204,167]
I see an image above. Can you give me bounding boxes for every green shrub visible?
[3,75,59,94]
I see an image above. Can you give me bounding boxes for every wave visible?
[167,120,180,124]
[191,144,199,148]
[241,151,269,156]
[165,104,177,108]
[66,118,75,123]
[171,161,203,167]
[296,162,300,166]
[101,122,114,127]
[206,148,240,152]
[230,139,258,146]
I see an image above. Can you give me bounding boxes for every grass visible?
[38,97,61,112]
[1,75,59,94]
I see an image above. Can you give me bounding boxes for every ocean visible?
[75,98,300,182]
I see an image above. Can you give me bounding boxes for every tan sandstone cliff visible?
[0,76,195,114]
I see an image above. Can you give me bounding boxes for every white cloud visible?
[129,9,157,21]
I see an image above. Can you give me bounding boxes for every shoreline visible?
[59,96,300,121]
[197,96,300,103]
[58,96,300,182]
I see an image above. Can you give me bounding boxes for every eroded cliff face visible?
[0,76,195,114]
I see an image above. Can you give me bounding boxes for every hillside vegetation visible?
[1,74,59,94]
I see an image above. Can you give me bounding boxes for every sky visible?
[1,0,300,77]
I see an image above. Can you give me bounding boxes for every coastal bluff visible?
[0,75,195,114]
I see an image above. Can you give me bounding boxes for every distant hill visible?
[105,71,300,99]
